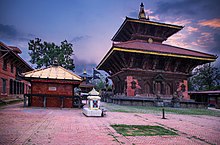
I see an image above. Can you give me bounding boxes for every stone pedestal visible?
[83,108,102,117]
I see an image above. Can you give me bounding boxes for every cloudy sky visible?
[1,0,220,74]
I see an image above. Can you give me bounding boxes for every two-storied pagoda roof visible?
[97,3,217,72]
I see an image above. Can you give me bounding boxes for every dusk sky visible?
[1,0,220,74]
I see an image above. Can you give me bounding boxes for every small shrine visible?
[83,88,103,116]
[22,65,82,108]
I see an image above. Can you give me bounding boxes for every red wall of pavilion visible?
[31,82,73,108]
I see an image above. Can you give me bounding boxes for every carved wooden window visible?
[10,79,13,94]
[165,84,171,95]
[2,78,7,94]
[155,82,162,94]
[144,83,150,94]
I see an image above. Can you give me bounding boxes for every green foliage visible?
[189,63,220,91]
[111,124,177,136]
[28,38,75,70]
[103,103,220,117]
[94,80,105,91]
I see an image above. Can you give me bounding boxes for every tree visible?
[189,63,220,91]
[28,38,75,70]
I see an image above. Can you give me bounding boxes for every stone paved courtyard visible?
[0,103,220,145]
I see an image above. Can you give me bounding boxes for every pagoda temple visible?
[97,3,217,100]
[79,69,94,93]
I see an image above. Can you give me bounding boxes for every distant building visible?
[79,69,94,93]
[97,3,217,100]
[0,42,33,98]
[189,90,220,108]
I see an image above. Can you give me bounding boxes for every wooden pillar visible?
[24,95,27,107]
[28,96,31,106]
[61,97,64,108]
[78,98,81,108]
[43,96,46,108]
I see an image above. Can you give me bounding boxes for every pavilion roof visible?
[22,66,82,81]
[97,40,217,69]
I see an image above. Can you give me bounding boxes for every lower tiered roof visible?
[97,40,217,70]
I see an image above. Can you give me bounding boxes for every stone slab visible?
[83,108,102,117]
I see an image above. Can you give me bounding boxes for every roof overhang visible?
[0,42,33,72]
[23,77,81,85]
[97,47,216,70]
[188,90,220,95]
[22,66,82,82]
[112,17,183,42]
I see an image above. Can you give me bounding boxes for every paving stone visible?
[0,103,219,145]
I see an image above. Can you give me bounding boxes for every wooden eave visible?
[22,66,82,81]
[97,46,217,71]
[24,77,81,85]
[112,17,183,42]
[0,42,33,72]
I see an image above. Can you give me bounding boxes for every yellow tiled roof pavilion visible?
[22,66,82,81]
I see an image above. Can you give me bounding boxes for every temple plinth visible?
[97,3,217,100]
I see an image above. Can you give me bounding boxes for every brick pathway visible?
[0,103,220,145]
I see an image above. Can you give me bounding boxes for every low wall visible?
[180,101,207,108]
[24,94,83,108]
[102,95,207,108]
[111,97,155,107]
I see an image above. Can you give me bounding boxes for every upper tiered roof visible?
[112,17,183,43]
[112,3,183,43]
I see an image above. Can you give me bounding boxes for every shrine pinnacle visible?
[138,2,149,20]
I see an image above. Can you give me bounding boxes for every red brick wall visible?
[0,54,30,98]
[0,56,15,97]
[64,98,72,108]
[46,97,61,107]
[31,96,44,107]
[32,82,73,95]
[126,75,190,99]
[177,80,190,100]
[31,82,73,108]
[126,76,136,96]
